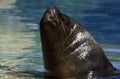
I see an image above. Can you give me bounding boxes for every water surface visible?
[0,0,120,79]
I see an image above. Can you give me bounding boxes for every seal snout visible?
[48,6,59,15]
[48,7,58,12]
[45,6,60,18]
[43,6,61,24]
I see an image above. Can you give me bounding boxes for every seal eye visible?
[61,14,69,25]
[61,14,66,20]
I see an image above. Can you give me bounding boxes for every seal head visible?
[40,7,71,42]
[40,7,116,77]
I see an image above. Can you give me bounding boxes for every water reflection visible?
[0,0,120,79]
[0,1,43,79]
[0,0,16,9]
[3,71,120,79]
[0,71,96,79]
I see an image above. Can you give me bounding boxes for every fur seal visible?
[40,7,116,78]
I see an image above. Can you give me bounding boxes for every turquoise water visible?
[0,0,120,79]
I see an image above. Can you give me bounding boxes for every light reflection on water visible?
[0,0,120,79]
[0,0,44,79]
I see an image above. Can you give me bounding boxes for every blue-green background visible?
[0,0,120,79]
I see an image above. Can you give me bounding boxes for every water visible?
[0,0,120,79]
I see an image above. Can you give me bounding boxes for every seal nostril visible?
[45,6,60,17]
[49,6,60,13]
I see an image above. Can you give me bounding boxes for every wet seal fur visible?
[40,7,116,78]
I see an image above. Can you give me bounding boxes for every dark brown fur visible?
[40,7,116,78]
